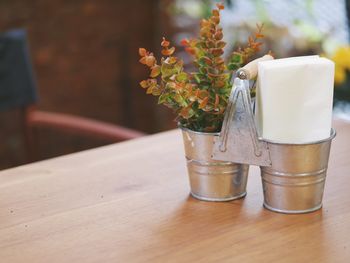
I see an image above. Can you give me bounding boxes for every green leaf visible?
[230,53,243,64]
[158,93,168,104]
[152,86,161,96]
[176,72,188,82]
[198,56,212,66]
[161,64,175,78]
[227,62,240,71]
[193,73,201,84]
[165,82,176,90]
[193,73,208,83]
[173,61,183,73]
[199,67,207,74]
[174,94,186,106]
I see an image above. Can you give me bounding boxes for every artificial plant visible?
[139,3,265,132]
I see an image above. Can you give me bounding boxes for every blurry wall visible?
[0,0,176,169]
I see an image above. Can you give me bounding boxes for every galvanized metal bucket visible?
[261,129,336,214]
[181,127,249,201]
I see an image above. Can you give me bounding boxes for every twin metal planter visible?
[181,58,336,214]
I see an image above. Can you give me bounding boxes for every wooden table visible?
[0,119,349,263]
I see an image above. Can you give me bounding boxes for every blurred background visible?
[0,0,349,170]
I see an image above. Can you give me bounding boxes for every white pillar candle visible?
[255,56,335,143]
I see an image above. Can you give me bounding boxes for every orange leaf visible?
[216,40,226,48]
[208,72,220,78]
[147,78,157,87]
[205,40,215,48]
[214,80,225,88]
[180,38,189,46]
[145,56,156,67]
[180,108,189,119]
[251,42,263,52]
[214,31,223,40]
[185,47,196,55]
[139,56,147,65]
[199,97,209,109]
[212,9,219,16]
[196,90,208,99]
[161,37,170,47]
[150,65,161,78]
[146,86,153,94]
[200,19,210,28]
[167,57,177,64]
[179,104,194,119]
[139,80,148,88]
[175,82,185,90]
[139,48,147,57]
[200,56,212,65]
[210,48,224,56]
[216,3,224,10]
[161,47,175,56]
[195,90,200,98]
[214,57,225,65]
[211,16,220,24]
[184,83,193,93]
[200,27,210,37]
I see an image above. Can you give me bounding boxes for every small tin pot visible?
[181,127,249,201]
[260,129,336,214]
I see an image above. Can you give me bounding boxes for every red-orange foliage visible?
[139,3,265,132]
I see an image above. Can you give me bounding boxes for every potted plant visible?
[138,3,265,201]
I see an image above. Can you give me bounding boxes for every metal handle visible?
[219,54,274,152]
[218,79,242,152]
[218,78,261,155]
[212,55,273,166]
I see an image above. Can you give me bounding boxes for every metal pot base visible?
[263,202,322,214]
[190,191,247,202]
[260,129,335,214]
[181,127,249,203]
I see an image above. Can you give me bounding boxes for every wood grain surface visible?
[0,119,349,263]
